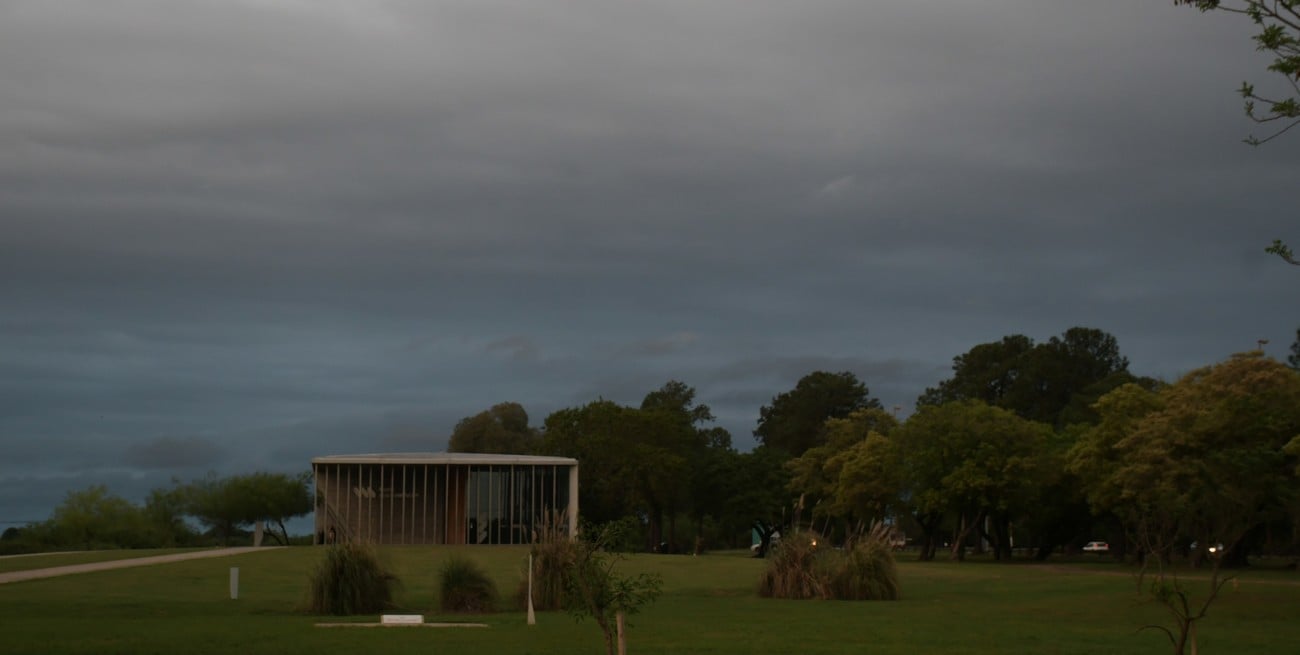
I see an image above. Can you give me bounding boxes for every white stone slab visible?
[380,614,424,625]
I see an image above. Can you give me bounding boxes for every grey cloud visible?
[122,436,227,470]
[1,0,1297,524]
[484,336,541,363]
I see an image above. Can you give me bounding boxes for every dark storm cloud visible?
[1,1,1297,523]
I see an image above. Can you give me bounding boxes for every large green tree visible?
[920,327,1136,427]
[449,402,540,454]
[184,472,312,545]
[639,380,728,549]
[893,400,1052,561]
[1069,353,1300,567]
[754,371,880,457]
[540,392,701,549]
[44,486,156,550]
[785,407,898,534]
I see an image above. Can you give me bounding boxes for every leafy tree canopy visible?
[919,327,1136,427]
[184,472,312,545]
[754,371,880,457]
[449,401,540,454]
[1070,353,1300,562]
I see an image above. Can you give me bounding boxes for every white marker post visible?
[229,567,239,600]
[527,553,536,625]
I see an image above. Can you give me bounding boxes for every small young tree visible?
[567,523,663,655]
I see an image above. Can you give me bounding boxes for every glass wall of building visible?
[312,453,578,546]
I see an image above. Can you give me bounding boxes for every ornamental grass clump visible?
[758,524,899,601]
[757,533,823,599]
[830,530,900,600]
[439,555,498,613]
[516,512,580,611]
[306,542,399,615]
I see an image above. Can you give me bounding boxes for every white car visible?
[1082,541,1110,553]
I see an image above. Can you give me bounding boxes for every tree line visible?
[454,327,1300,563]
[0,472,312,554]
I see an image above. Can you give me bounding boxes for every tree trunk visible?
[594,612,615,655]
[990,514,1013,561]
[617,611,627,655]
[915,514,940,561]
[950,511,984,561]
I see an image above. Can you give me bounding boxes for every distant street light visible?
[1258,339,1270,350]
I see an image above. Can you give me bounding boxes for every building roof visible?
[310,452,578,466]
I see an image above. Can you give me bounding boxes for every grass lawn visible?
[1,546,1297,655]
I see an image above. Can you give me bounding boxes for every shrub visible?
[517,512,580,611]
[758,524,900,601]
[439,555,498,613]
[306,542,399,615]
[757,533,823,599]
[831,535,901,600]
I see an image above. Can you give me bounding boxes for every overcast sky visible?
[2,0,1296,526]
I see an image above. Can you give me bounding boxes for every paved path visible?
[0,547,285,585]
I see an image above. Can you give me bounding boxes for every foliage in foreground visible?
[567,523,664,655]
[439,555,498,613]
[306,542,399,615]
[758,526,899,601]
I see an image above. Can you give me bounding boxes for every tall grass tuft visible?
[439,555,498,613]
[758,524,900,601]
[757,533,824,599]
[517,512,579,611]
[306,542,399,615]
[831,529,900,600]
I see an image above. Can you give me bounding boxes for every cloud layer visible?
[2,0,1296,523]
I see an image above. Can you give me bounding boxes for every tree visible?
[829,431,903,530]
[1071,353,1300,569]
[183,472,312,545]
[785,408,898,534]
[754,371,880,457]
[540,396,698,549]
[449,402,540,454]
[893,400,1052,561]
[920,328,1134,428]
[1266,239,1300,265]
[1071,354,1300,655]
[640,380,715,425]
[45,485,154,550]
[1175,1,1300,146]
[143,483,197,547]
[566,522,663,655]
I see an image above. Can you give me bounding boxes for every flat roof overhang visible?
[311,452,577,467]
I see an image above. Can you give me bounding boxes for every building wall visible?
[313,461,576,545]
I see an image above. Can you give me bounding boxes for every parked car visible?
[1190,541,1226,556]
[1082,541,1110,553]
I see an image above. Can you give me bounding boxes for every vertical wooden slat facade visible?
[312,453,579,546]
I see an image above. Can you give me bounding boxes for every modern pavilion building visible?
[311,452,578,546]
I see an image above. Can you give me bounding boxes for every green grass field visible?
[1,546,1297,655]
